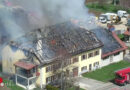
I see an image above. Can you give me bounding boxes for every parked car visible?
[99,13,120,24]
[117,10,129,18]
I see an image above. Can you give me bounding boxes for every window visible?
[103,56,109,60]
[93,62,99,67]
[46,77,51,83]
[88,53,93,58]
[81,66,87,71]
[93,63,96,67]
[96,62,99,65]
[94,50,99,56]
[52,75,58,81]
[73,57,79,63]
[46,65,52,72]
[81,54,87,60]
[114,52,120,56]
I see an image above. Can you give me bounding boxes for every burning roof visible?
[11,22,103,64]
[92,27,127,58]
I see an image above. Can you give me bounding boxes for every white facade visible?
[101,51,123,67]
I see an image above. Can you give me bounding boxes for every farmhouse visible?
[1,22,103,89]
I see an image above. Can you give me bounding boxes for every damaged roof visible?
[14,60,36,70]
[11,22,103,64]
[92,27,127,58]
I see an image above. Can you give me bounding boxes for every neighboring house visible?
[92,28,127,67]
[1,22,103,89]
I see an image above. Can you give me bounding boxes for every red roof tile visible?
[102,32,127,58]
[14,61,36,70]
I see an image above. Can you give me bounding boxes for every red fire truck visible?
[115,67,130,85]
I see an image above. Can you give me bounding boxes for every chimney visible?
[36,29,43,57]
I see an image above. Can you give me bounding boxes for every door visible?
[89,64,92,71]
[73,67,78,77]
[110,55,113,63]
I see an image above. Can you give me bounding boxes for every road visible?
[76,77,130,90]
[97,18,127,31]
[97,83,130,90]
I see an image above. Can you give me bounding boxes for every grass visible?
[3,79,24,90]
[68,87,84,90]
[83,60,130,82]
[86,3,130,13]
[0,73,23,90]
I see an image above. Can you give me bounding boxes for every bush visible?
[46,85,59,90]
[118,34,125,41]
[86,3,130,13]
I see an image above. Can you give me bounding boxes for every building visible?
[92,27,127,67]
[1,22,103,89]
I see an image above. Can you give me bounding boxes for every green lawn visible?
[68,87,84,90]
[0,72,23,90]
[3,79,24,90]
[83,60,130,82]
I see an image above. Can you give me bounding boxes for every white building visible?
[92,28,127,67]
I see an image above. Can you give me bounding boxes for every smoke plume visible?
[0,0,97,41]
[10,0,96,27]
[0,0,97,53]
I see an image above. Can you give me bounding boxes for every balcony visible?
[14,61,39,89]
[16,67,37,78]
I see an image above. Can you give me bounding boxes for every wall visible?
[2,45,26,74]
[1,45,102,86]
[36,48,102,86]
[101,51,123,67]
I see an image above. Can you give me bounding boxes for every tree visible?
[48,48,79,90]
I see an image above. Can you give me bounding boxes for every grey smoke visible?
[0,0,98,61]
[0,0,97,46]
[10,0,97,28]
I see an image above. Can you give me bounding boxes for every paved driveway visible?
[97,83,130,90]
[76,77,130,90]
[75,77,106,90]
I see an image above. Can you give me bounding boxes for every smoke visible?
[0,0,99,62]
[0,0,97,50]
[10,0,97,28]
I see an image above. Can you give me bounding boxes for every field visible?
[83,60,130,82]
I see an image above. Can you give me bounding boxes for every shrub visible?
[46,85,59,90]
[86,3,130,13]
[118,34,125,41]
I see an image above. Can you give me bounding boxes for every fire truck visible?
[115,67,130,85]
